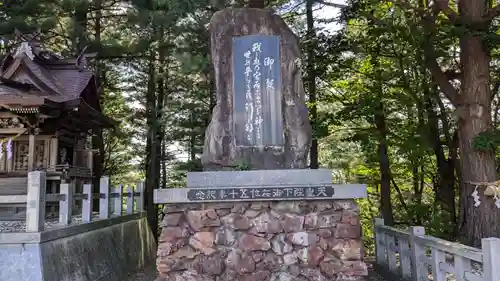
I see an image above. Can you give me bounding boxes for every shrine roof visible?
[0,30,117,129]
[1,53,95,98]
[0,83,73,106]
[0,82,116,128]
[0,30,98,102]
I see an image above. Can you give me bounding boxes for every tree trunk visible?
[425,90,456,239]
[457,0,500,246]
[73,1,89,53]
[92,0,105,211]
[371,51,393,226]
[157,30,166,193]
[375,103,394,226]
[306,0,318,169]
[145,45,158,241]
[248,0,265,8]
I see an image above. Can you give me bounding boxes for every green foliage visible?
[8,0,500,251]
[234,160,251,171]
[473,131,500,151]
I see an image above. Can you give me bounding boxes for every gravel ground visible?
[0,213,101,232]
[365,258,388,281]
[124,267,158,281]
[124,268,384,281]
[122,263,385,281]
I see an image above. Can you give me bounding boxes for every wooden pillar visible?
[72,138,78,166]
[0,143,5,171]
[6,140,13,172]
[27,133,35,171]
[49,136,58,170]
[50,180,57,216]
[87,148,93,173]
[43,139,50,168]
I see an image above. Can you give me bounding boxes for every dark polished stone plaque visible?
[233,35,283,147]
[186,186,334,201]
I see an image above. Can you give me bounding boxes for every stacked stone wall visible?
[156,200,368,281]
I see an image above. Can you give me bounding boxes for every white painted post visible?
[386,234,398,273]
[82,183,93,222]
[26,171,46,232]
[59,183,73,225]
[136,181,144,212]
[374,218,386,266]
[482,237,500,281]
[113,184,123,216]
[454,255,471,281]
[409,226,426,281]
[399,238,412,279]
[126,184,134,214]
[99,176,110,219]
[431,248,445,281]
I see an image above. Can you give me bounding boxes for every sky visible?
[307,0,347,33]
[171,1,348,162]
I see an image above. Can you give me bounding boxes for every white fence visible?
[374,218,500,281]
[0,171,144,232]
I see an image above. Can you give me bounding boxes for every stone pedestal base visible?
[155,200,368,281]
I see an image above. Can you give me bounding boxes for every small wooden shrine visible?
[0,30,116,219]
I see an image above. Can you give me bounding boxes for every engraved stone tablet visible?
[202,8,312,170]
[186,186,334,201]
[233,35,283,147]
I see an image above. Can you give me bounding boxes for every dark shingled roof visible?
[2,55,94,99]
[50,67,93,97]
[0,83,74,106]
[0,32,116,128]
[0,31,97,99]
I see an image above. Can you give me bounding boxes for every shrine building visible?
[0,30,116,219]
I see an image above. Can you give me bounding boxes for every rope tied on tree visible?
[466,180,500,208]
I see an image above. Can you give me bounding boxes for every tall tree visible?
[306,0,319,168]
[248,0,266,8]
[420,0,498,247]
[346,0,500,245]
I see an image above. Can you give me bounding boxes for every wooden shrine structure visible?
[0,30,116,219]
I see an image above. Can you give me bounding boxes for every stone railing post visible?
[59,182,73,225]
[126,184,135,214]
[374,218,386,267]
[386,233,398,273]
[113,184,123,216]
[26,171,46,232]
[483,237,500,281]
[136,181,144,212]
[99,176,110,219]
[82,183,93,222]
[409,226,426,281]
[399,234,412,278]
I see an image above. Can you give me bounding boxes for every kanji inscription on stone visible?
[233,35,283,147]
[186,186,334,202]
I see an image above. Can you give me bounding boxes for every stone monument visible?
[154,7,368,281]
[202,8,311,170]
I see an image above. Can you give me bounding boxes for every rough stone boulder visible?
[202,7,312,170]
